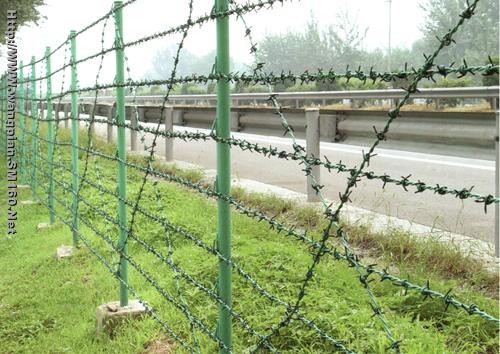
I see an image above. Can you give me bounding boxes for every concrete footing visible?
[56,245,73,259]
[20,200,37,205]
[36,222,50,231]
[18,185,31,189]
[96,300,146,336]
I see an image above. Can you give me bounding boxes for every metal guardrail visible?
[76,86,500,106]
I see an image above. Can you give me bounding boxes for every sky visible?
[7,0,426,91]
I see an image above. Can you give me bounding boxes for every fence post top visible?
[305,107,320,112]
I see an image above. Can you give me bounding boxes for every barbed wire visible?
[18,62,499,102]
[17,113,500,326]
[8,0,500,352]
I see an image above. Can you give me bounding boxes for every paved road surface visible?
[89,119,496,244]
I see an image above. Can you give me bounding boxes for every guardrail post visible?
[130,106,138,151]
[64,103,70,129]
[88,103,95,137]
[30,56,38,200]
[18,62,26,184]
[495,110,499,257]
[114,0,129,307]
[70,30,80,246]
[230,111,239,132]
[173,109,184,125]
[45,47,55,224]
[107,103,115,143]
[306,108,320,202]
[164,106,173,161]
[215,0,232,351]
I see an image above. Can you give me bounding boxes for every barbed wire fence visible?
[0,0,499,352]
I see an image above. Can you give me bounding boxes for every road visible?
[89,118,496,244]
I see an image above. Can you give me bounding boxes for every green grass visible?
[0,122,498,353]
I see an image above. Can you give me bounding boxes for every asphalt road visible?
[90,119,496,244]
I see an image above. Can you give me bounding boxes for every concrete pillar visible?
[306,108,320,202]
[39,101,45,120]
[54,103,60,127]
[295,99,300,109]
[231,111,239,132]
[434,98,440,111]
[88,103,95,137]
[64,103,69,129]
[131,107,138,151]
[107,104,115,143]
[173,110,184,125]
[495,110,499,257]
[164,106,174,161]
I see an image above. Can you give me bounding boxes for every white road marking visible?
[169,125,495,172]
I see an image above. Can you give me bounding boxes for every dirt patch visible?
[141,336,176,354]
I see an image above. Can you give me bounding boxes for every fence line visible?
[1,0,499,352]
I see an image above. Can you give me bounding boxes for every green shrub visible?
[285,83,316,92]
[180,83,207,95]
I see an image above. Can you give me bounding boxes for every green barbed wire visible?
[29,151,233,352]
[23,179,198,353]
[9,0,500,352]
[23,106,499,209]
[17,102,500,326]
[18,61,499,102]
[28,141,353,352]
[12,0,295,88]
[239,27,400,354]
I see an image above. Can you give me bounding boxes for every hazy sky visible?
[7,0,426,91]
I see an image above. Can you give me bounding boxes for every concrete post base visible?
[96,300,146,336]
[20,200,37,205]
[37,222,50,231]
[18,185,31,189]
[56,245,74,259]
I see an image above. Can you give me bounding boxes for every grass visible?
[0,121,498,353]
[229,186,498,298]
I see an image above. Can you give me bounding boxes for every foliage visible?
[285,83,316,92]
[418,0,499,66]
[0,0,45,45]
[427,77,473,88]
[179,83,206,95]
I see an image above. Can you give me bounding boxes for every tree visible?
[255,17,332,74]
[0,0,46,44]
[324,6,368,70]
[418,0,499,66]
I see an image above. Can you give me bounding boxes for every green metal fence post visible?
[18,62,26,184]
[70,31,80,246]
[45,47,55,224]
[215,0,232,351]
[114,0,129,307]
[30,57,38,200]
